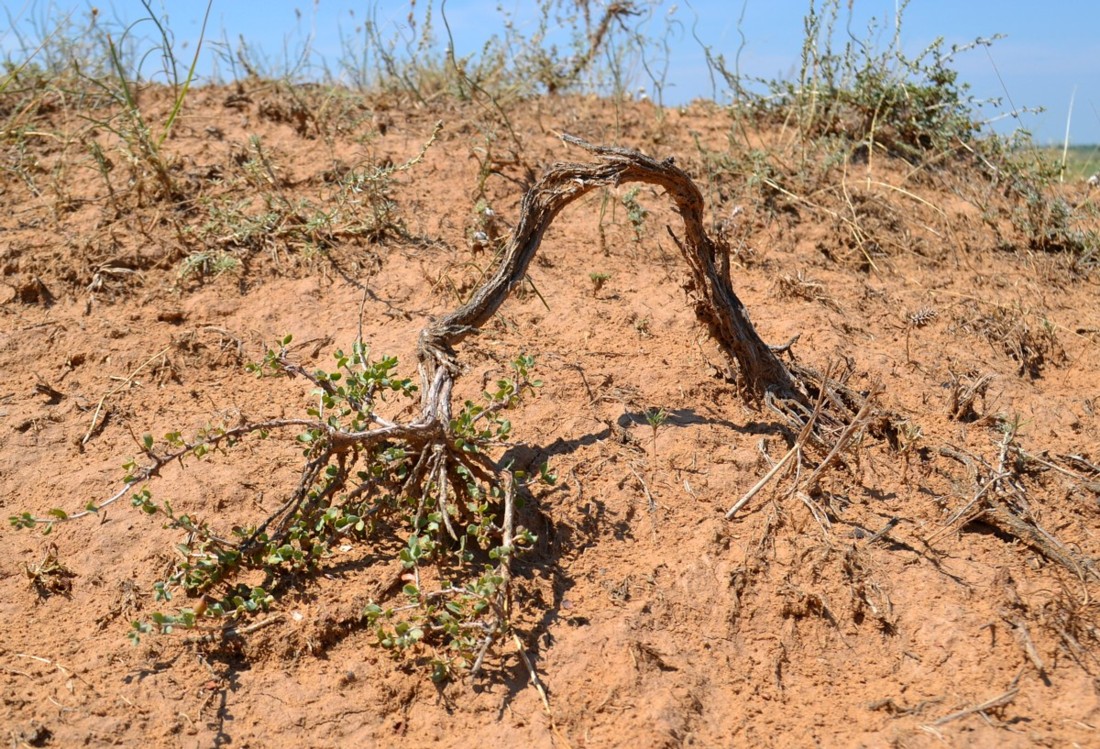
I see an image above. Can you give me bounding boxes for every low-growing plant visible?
[12,338,549,681]
[1010,181,1099,256]
[589,271,611,294]
[621,185,649,240]
[186,121,440,269]
[644,406,667,462]
[178,250,241,283]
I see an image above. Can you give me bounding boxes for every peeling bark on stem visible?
[417,135,805,417]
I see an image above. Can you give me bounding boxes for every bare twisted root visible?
[418,135,863,456]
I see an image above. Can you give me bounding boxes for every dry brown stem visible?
[923,685,1020,729]
[936,444,1100,581]
[416,135,812,429]
[410,137,873,530]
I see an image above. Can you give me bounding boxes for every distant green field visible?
[1029,145,1100,181]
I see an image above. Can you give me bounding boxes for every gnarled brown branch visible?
[417,135,807,430]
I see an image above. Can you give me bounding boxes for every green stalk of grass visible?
[153,0,213,147]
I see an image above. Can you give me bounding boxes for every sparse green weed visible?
[178,250,240,283]
[621,186,649,240]
[13,339,548,682]
[589,271,611,294]
[644,406,668,462]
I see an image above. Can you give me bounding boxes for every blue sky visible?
[5,1,1099,143]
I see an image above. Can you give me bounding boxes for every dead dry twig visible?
[922,685,1019,729]
[82,346,171,445]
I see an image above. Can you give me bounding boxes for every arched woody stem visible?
[417,135,806,425]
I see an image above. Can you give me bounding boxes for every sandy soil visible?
[2,84,1100,748]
